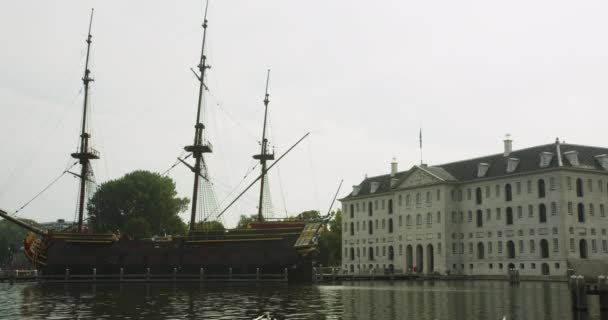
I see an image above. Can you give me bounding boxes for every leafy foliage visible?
[87,170,189,237]
[195,220,225,232]
[236,214,257,228]
[319,209,341,266]
[0,218,40,267]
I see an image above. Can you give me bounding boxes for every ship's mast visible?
[71,9,99,233]
[185,1,213,231]
[253,70,275,222]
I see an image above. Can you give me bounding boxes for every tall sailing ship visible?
[0,5,332,282]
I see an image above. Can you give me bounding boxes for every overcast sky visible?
[1,0,607,228]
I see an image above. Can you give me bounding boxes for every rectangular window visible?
[375,200,378,210]
[467,188,472,200]
[486,209,491,221]
[516,182,521,195]
[592,239,597,253]
[398,215,402,227]
[549,177,556,191]
[551,202,557,215]
[468,242,473,254]
[485,186,490,198]
[496,208,502,220]
[527,180,532,193]
[600,180,604,193]
[570,238,575,251]
[496,185,500,197]
[381,200,385,210]
[517,206,523,218]
[498,241,503,253]
[437,211,441,223]
[603,240,607,253]
[488,242,493,254]
[452,243,457,254]
[530,240,535,253]
[528,205,533,217]
[459,243,464,254]
[459,211,463,223]
[519,240,524,253]
[438,243,442,254]
[567,177,572,190]
[452,211,457,223]
[467,211,472,222]
[568,202,573,215]
[553,238,559,252]
[589,179,593,192]
[437,189,441,201]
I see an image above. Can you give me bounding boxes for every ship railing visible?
[33,267,290,283]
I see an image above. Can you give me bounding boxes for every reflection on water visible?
[0,280,602,319]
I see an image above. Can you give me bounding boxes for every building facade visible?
[339,139,608,277]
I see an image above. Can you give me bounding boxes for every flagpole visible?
[419,127,423,165]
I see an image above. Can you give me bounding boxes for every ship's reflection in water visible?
[0,280,603,319]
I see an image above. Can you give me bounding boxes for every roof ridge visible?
[434,143,555,168]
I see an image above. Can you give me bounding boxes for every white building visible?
[339,138,608,277]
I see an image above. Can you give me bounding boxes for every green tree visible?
[319,209,342,266]
[122,217,152,240]
[195,220,225,232]
[296,210,321,221]
[87,170,189,236]
[236,214,257,228]
[0,218,40,267]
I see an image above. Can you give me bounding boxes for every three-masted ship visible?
[0,5,329,282]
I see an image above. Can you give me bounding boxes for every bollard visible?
[256,268,260,281]
[332,267,336,282]
[173,267,177,281]
[120,268,124,282]
[65,268,70,281]
[598,276,608,313]
[320,264,324,281]
[228,267,232,281]
[200,268,204,281]
[284,268,288,281]
[93,268,97,282]
[146,268,150,281]
[570,275,588,311]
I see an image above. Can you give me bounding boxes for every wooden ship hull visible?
[21,220,322,282]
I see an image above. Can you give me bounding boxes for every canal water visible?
[0,280,602,319]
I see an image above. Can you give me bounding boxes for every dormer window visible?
[477,163,490,177]
[352,185,361,196]
[595,154,608,170]
[370,182,381,193]
[539,152,553,168]
[506,158,520,173]
[564,151,579,166]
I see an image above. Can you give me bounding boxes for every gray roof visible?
[342,142,608,200]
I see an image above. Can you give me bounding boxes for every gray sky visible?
[1,0,607,228]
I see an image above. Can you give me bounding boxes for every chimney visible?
[390,157,398,177]
[503,134,513,157]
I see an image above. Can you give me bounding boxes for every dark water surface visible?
[0,280,602,319]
